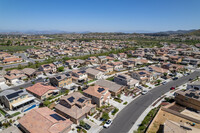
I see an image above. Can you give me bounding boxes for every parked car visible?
[170,87,175,90]
[189,78,193,81]
[162,81,167,85]
[141,90,148,95]
[172,77,178,80]
[103,119,112,128]
[81,123,91,130]
[137,86,143,89]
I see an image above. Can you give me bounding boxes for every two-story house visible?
[131,70,152,83]
[108,61,123,71]
[4,69,27,84]
[50,73,72,87]
[83,85,111,107]
[71,70,88,84]
[0,89,35,110]
[114,74,139,89]
[96,64,114,74]
[55,92,96,124]
[39,63,57,74]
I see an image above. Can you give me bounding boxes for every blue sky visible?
[0,0,200,32]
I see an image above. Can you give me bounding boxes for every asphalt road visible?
[1,78,44,92]
[100,71,200,133]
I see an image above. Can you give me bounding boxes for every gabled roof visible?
[19,107,72,133]
[26,83,57,96]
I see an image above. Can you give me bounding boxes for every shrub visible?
[117,94,121,98]
[58,66,64,72]
[123,101,128,105]
[112,108,119,115]
[101,112,110,121]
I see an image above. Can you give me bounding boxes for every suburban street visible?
[100,71,200,133]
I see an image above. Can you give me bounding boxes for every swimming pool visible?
[23,104,37,112]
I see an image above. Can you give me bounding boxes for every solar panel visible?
[50,114,65,121]
[44,65,50,67]
[98,87,105,93]
[6,90,23,100]
[118,75,125,79]
[56,76,61,80]
[139,72,145,75]
[77,98,85,103]
[67,96,75,103]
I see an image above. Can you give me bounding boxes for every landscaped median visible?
[136,106,160,133]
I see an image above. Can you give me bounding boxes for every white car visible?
[141,90,148,95]
[103,119,112,128]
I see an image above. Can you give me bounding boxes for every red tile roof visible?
[26,83,57,96]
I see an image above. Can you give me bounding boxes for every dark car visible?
[172,77,178,80]
[81,123,91,130]
[189,78,193,81]
[170,87,175,90]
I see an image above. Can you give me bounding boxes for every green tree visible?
[18,64,23,69]
[101,112,110,121]
[58,66,64,72]
[80,120,85,127]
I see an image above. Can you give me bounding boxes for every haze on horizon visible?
[0,0,200,33]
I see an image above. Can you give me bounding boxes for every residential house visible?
[83,85,111,107]
[50,73,72,87]
[76,59,86,66]
[86,56,99,65]
[39,63,57,73]
[53,61,63,68]
[0,89,35,110]
[19,107,73,133]
[131,70,153,83]
[96,64,114,74]
[175,89,200,111]
[117,53,127,59]
[114,74,139,89]
[71,70,88,84]
[85,68,104,80]
[98,56,107,63]
[161,63,184,72]
[54,92,96,124]
[144,53,155,60]
[109,53,118,59]
[21,68,38,78]
[167,55,182,64]
[147,65,169,79]
[65,60,80,69]
[95,79,125,96]
[108,61,123,71]
[131,50,145,57]
[26,83,59,100]
[123,59,135,69]
[187,81,200,90]
[4,69,27,84]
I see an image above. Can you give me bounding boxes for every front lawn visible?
[106,77,114,81]
[0,108,6,116]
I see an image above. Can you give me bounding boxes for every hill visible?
[187,29,200,36]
